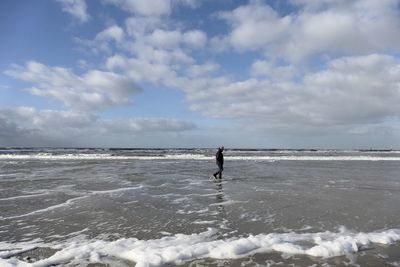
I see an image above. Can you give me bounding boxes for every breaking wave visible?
[1,227,399,266]
[0,153,400,161]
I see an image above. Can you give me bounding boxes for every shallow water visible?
[0,149,399,266]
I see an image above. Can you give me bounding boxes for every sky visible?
[1,0,400,149]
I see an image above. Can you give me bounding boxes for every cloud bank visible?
[3,0,400,147]
[0,107,196,147]
[5,61,141,111]
[219,0,400,62]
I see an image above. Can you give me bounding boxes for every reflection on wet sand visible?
[213,179,229,236]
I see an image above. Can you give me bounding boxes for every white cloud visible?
[10,107,195,133]
[0,107,196,146]
[105,0,172,16]
[57,0,89,23]
[124,17,198,64]
[0,114,24,138]
[143,29,206,50]
[180,55,400,131]
[251,60,296,81]
[125,16,164,37]
[147,29,182,49]
[219,1,291,52]
[218,0,400,62]
[183,30,207,49]
[186,62,220,78]
[173,0,202,9]
[5,61,141,111]
[95,25,125,43]
[74,3,400,140]
[78,17,206,69]
[106,54,180,84]
[57,0,400,145]
[75,25,125,54]
[301,54,400,123]
[9,107,96,130]
[209,35,230,52]
[105,0,202,17]
[106,117,196,133]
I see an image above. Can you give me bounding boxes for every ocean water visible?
[0,148,399,267]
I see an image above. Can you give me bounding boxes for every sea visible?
[0,148,399,267]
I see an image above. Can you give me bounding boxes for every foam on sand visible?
[1,227,399,266]
[0,186,143,220]
[0,192,50,202]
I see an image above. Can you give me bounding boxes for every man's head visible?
[220,146,224,151]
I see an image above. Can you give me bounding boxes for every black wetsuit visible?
[213,148,224,178]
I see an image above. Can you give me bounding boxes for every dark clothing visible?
[216,148,224,165]
[217,162,223,173]
[213,148,224,178]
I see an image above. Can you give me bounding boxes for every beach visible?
[0,148,399,266]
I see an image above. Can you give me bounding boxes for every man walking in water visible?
[213,146,224,179]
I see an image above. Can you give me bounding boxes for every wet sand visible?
[0,150,400,266]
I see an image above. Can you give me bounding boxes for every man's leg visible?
[213,164,219,178]
[213,171,218,178]
[218,164,223,179]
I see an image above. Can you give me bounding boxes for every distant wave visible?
[0,227,399,266]
[0,153,400,161]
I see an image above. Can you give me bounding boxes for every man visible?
[213,146,224,179]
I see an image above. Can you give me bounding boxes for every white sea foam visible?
[90,185,143,195]
[0,186,143,220]
[0,227,399,267]
[0,195,90,220]
[1,153,400,161]
[192,220,217,225]
[209,199,246,206]
[176,207,210,215]
[0,192,50,202]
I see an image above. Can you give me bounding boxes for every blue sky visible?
[1,0,400,148]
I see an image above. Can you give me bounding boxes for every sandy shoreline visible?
[1,150,399,266]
